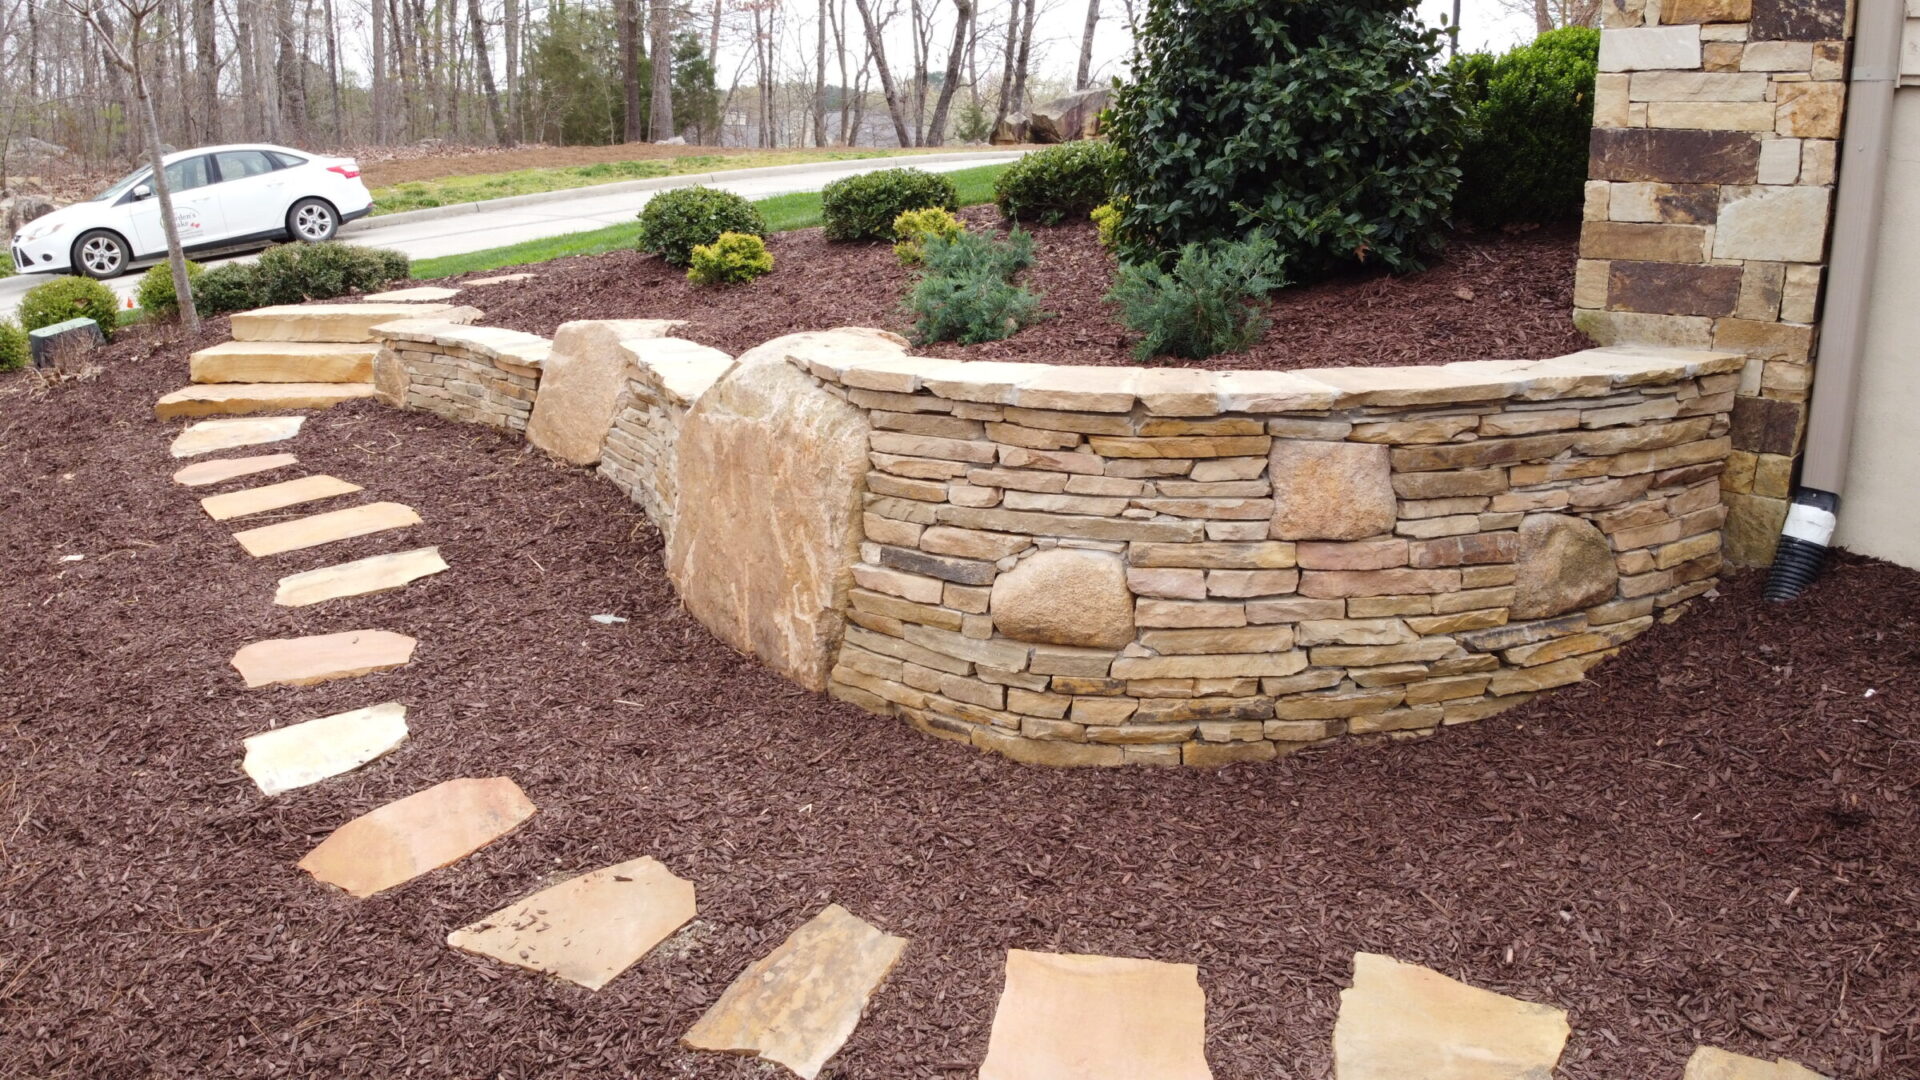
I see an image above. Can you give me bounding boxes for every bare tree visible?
[851,0,910,146]
[1495,0,1601,32]
[1073,0,1096,89]
[649,0,673,139]
[811,0,827,145]
[924,0,968,144]
[619,0,643,141]
[466,0,509,143]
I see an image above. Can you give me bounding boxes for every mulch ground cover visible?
[459,208,1592,371]
[2,321,1917,1079]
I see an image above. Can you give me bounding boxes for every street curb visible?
[341,150,1027,235]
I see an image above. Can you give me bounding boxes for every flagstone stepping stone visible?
[466,273,535,286]
[169,416,304,458]
[364,285,461,302]
[979,949,1213,1080]
[173,452,299,486]
[242,702,409,795]
[447,856,696,990]
[1331,953,1569,1080]
[231,629,417,688]
[683,904,909,1079]
[275,547,449,607]
[229,302,470,343]
[155,381,375,419]
[190,341,379,384]
[232,501,421,557]
[298,777,535,897]
[1685,1047,1829,1080]
[201,474,362,520]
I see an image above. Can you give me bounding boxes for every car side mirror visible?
[133,184,153,200]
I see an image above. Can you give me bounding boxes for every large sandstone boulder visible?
[1268,441,1396,541]
[1511,514,1619,619]
[1026,88,1113,143]
[527,319,689,465]
[989,548,1135,648]
[666,359,871,691]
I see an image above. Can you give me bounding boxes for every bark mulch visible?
[2,323,1916,1079]
[459,208,1592,371]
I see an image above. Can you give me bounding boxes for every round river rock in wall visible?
[989,548,1135,649]
[1511,513,1619,619]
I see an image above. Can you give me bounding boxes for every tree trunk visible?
[851,0,912,147]
[649,0,673,139]
[1010,0,1034,118]
[812,0,828,145]
[467,0,510,144]
[323,0,343,139]
[990,0,1018,131]
[925,0,969,146]
[275,0,307,143]
[236,0,259,135]
[1533,0,1552,34]
[1074,0,1098,90]
[619,0,642,142]
[371,0,387,141]
[504,0,519,140]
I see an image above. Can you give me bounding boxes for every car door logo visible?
[173,206,203,233]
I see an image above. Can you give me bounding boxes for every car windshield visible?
[93,166,151,202]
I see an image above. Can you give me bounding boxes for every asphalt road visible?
[0,150,1023,319]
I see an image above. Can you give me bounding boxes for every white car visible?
[10,143,375,279]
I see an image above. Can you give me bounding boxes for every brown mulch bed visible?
[2,324,1916,1079]
[460,209,1592,370]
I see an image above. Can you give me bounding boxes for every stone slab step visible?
[190,341,379,384]
[242,702,410,796]
[230,629,417,688]
[466,273,535,286]
[1685,1047,1828,1080]
[1331,952,1569,1080]
[156,382,374,419]
[201,474,362,521]
[275,547,448,607]
[173,453,299,487]
[683,904,908,1080]
[233,501,421,557]
[299,777,535,898]
[230,302,470,343]
[979,949,1214,1080]
[364,285,460,302]
[447,856,696,990]
[169,416,303,458]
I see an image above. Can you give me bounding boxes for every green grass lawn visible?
[411,162,1011,280]
[370,148,937,216]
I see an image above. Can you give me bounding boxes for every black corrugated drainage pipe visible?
[1766,0,1904,601]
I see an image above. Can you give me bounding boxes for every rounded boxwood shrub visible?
[1106,0,1461,278]
[892,206,965,264]
[687,232,775,285]
[135,260,205,320]
[0,319,28,371]
[1450,26,1600,226]
[821,168,958,242]
[255,242,411,304]
[17,275,120,340]
[992,141,1121,225]
[195,263,269,315]
[637,186,767,267]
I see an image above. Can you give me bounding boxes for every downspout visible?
[1766,0,1906,601]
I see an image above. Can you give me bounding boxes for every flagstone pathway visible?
[200,474,363,520]
[231,500,421,556]
[242,702,410,796]
[447,856,697,991]
[172,451,300,486]
[273,547,448,607]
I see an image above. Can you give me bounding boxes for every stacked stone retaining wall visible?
[597,341,736,535]
[370,321,553,433]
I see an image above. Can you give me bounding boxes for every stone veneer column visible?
[1574,0,1852,564]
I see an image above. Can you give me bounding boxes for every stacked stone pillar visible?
[1574,0,1852,564]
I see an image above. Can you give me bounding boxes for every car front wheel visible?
[73,230,131,279]
[288,198,339,242]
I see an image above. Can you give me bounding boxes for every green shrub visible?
[821,168,958,242]
[1091,201,1125,250]
[920,228,1035,281]
[1106,0,1461,278]
[134,260,206,319]
[195,263,269,315]
[1106,235,1287,362]
[992,141,1121,225]
[686,231,774,285]
[0,250,14,278]
[892,207,965,264]
[904,230,1043,345]
[0,319,27,371]
[17,276,120,340]
[636,185,767,267]
[1449,26,1600,226]
[254,242,410,304]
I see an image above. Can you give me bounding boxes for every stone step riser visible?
[155,383,375,419]
[190,343,378,384]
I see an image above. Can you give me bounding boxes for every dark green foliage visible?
[1105,0,1461,278]
[636,185,768,267]
[17,276,120,340]
[522,2,637,145]
[820,168,959,242]
[254,242,411,304]
[991,141,1121,225]
[1449,27,1600,226]
[671,33,721,142]
[904,230,1043,345]
[1106,235,1287,361]
[0,319,27,371]
[195,263,271,314]
[135,260,205,319]
[953,99,993,144]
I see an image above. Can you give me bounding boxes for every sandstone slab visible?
[667,355,870,691]
[275,547,449,607]
[201,474,362,520]
[1332,952,1569,1080]
[1683,1046,1828,1080]
[1511,514,1619,619]
[465,273,536,285]
[363,285,461,301]
[172,452,298,486]
[1269,441,1395,541]
[298,777,535,897]
[233,501,421,557]
[156,382,375,419]
[169,416,304,458]
[189,341,379,384]
[980,949,1213,1080]
[448,856,696,990]
[230,629,418,687]
[683,904,908,1079]
[230,302,470,343]
[990,548,1134,648]
[241,702,409,795]
[526,320,699,465]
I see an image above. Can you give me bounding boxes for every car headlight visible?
[18,220,65,245]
